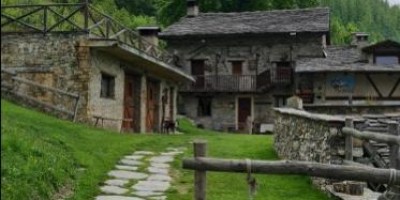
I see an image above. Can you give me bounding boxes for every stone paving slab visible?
[149,156,174,163]
[119,159,144,166]
[133,151,155,155]
[100,185,129,195]
[115,165,138,171]
[124,155,144,160]
[132,181,171,192]
[96,195,144,200]
[150,163,170,169]
[148,167,169,175]
[108,170,148,180]
[149,196,166,200]
[147,174,172,182]
[132,191,164,197]
[160,151,183,156]
[105,179,129,187]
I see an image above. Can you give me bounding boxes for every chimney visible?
[187,0,199,17]
[351,32,369,48]
[137,26,161,47]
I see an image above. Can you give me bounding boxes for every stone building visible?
[1,4,193,133]
[296,35,400,114]
[160,1,330,131]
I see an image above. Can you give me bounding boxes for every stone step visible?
[96,195,144,200]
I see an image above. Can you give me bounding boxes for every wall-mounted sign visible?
[328,74,355,93]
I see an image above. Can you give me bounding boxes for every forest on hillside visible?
[2,0,400,44]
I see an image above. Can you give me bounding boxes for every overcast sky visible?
[388,0,400,5]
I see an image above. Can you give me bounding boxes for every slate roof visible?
[160,7,330,38]
[296,46,400,73]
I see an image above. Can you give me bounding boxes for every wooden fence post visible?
[345,118,354,161]
[194,140,207,200]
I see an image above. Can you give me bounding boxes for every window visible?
[100,73,115,98]
[275,62,292,84]
[231,61,243,75]
[197,97,212,117]
[274,96,288,107]
[375,55,399,65]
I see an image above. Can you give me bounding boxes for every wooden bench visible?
[93,115,133,133]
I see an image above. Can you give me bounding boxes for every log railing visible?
[1,3,176,67]
[183,141,400,200]
[342,118,400,199]
[1,68,80,122]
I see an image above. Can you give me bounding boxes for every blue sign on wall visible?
[328,75,355,93]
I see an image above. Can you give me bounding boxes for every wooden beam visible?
[182,158,400,185]
[12,77,79,98]
[366,74,383,98]
[1,6,43,27]
[389,78,400,98]
[342,127,400,145]
[345,118,354,161]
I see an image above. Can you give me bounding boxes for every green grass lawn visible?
[1,100,331,200]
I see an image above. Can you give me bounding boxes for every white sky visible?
[388,0,400,5]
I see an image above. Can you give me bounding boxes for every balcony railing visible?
[182,75,260,92]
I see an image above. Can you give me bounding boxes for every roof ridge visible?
[198,7,329,16]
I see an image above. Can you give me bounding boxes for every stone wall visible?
[181,93,274,131]
[88,50,125,129]
[168,34,324,131]
[1,33,91,121]
[273,108,368,164]
[304,106,400,115]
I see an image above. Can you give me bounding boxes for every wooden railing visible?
[182,75,258,92]
[272,67,293,85]
[342,118,400,199]
[183,141,400,200]
[1,3,175,67]
[1,68,80,121]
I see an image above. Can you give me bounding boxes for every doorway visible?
[237,97,252,131]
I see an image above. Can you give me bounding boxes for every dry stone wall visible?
[1,33,91,121]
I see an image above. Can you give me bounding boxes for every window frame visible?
[100,72,116,99]
[373,54,400,65]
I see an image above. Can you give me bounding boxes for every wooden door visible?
[146,81,158,132]
[191,60,205,89]
[123,76,135,131]
[232,61,243,75]
[169,87,174,120]
[237,97,252,131]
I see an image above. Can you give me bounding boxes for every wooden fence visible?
[1,68,80,121]
[183,138,400,200]
[1,2,175,67]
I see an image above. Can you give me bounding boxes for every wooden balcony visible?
[181,72,273,92]
[181,75,259,92]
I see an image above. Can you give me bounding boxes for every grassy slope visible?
[1,100,330,200]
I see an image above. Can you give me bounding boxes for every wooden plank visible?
[194,141,207,200]
[342,127,400,145]
[345,118,354,161]
[388,122,400,169]
[12,77,79,98]
[72,95,80,122]
[1,3,84,8]
[182,158,400,185]
[1,6,43,27]
[363,141,388,168]
[389,78,400,98]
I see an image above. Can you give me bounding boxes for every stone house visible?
[296,35,400,114]
[1,4,193,133]
[159,1,330,131]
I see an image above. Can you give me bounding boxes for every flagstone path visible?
[95,147,185,200]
